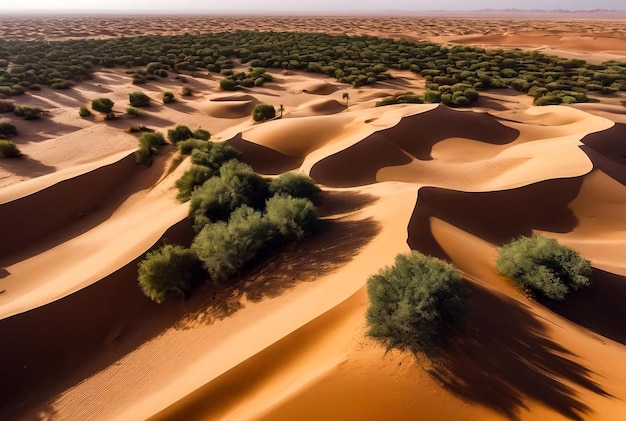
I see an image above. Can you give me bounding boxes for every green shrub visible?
[175,164,213,202]
[0,139,21,157]
[189,160,269,230]
[163,91,175,103]
[126,107,142,117]
[0,121,17,137]
[91,97,114,114]
[13,106,43,120]
[269,172,320,200]
[167,125,193,144]
[128,91,151,107]
[138,245,201,303]
[181,86,193,96]
[135,146,152,165]
[192,205,272,285]
[193,128,211,140]
[139,131,166,149]
[252,103,276,122]
[265,195,318,241]
[136,132,166,166]
[177,138,209,155]
[220,78,237,91]
[0,99,15,113]
[496,235,592,300]
[79,106,92,117]
[366,252,468,354]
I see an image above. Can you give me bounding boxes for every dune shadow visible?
[429,282,611,421]
[407,178,583,258]
[176,216,381,329]
[0,149,172,263]
[0,268,9,279]
[0,218,195,419]
[542,268,626,345]
[227,133,303,175]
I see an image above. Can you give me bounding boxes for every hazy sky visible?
[0,0,624,12]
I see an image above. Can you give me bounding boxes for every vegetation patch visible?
[252,103,276,122]
[367,251,468,355]
[0,139,21,157]
[496,234,592,301]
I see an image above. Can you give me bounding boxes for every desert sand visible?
[1,15,626,421]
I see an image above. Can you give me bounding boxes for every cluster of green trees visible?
[2,31,625,106]
[139,136,320,302]
[219,67,273,91]
[367,235,592,356]
[0,121,17,137]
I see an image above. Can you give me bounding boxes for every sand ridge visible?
[1,16,626,421]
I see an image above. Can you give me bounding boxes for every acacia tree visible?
[342,92,350,107]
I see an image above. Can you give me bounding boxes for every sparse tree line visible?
[0,31,624,106]
[137,128,320,303]
[367,234,592,355]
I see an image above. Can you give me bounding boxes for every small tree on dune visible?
[279,104,284,118]
[496,234,592,301]
[366,251,468,355]
[251,103,276,122]
[342,92,350,107]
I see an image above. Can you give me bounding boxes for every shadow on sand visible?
[429,282,612,421]
[176,216,381,329]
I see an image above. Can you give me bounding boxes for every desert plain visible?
[1,13,626,421]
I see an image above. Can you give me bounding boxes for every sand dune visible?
[1,19,626,421]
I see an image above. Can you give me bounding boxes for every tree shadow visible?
[315,190,379,217]
[428,283,612,421]
[176,217,381,329]
[542,268,626,346]
[0,155,56,181]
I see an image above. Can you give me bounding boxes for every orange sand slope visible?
[1,55,626,421]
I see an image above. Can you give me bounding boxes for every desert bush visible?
[138,245,201,303]
[0,139,21,157]
[91,97,114,114]
[0,121,17,136]
[252,103,276,122]
[264,195,318,241]
[192,205,272,285]
[163,91,175,103]
[496,234,592,300]
[366,251,468,354]
[193,128,211,140]
[0,99,15,113]
[189,160,269,230]
[167,125,193,144]
[180,86,193,96]
[175,164,213,202]
[13,106,43,120]
[177,138,209,155]
[135,131,166,165]
[139,131,166,149]
[220,78,237,91]
[78,106,92,117]
[128,91,151,107]
[126,107,142,117]
[269,172,320,200]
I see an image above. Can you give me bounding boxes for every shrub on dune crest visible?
[496,234,592,301]
[251,103,276,122]
[367,252,468,354]
[269,172,320,200]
